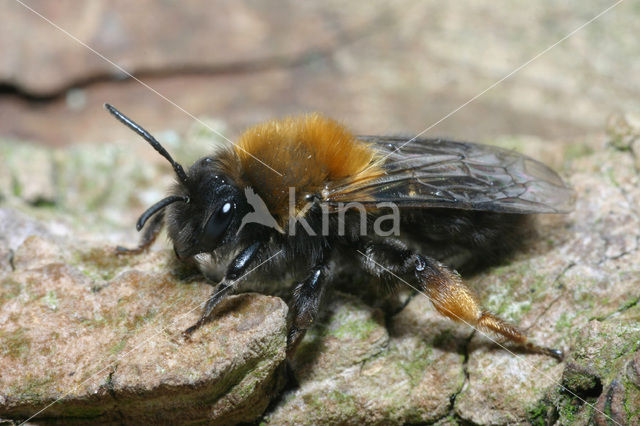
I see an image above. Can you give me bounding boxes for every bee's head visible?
[105,104,248,259]
[166,157,250,259]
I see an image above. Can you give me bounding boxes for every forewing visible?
[324,136,575,213]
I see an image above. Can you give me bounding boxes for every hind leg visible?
[357,239,562,360]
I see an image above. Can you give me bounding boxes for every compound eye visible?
[203,202,234,245]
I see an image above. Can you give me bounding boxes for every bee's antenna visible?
[136,195,190,231]
[104,103,189,185]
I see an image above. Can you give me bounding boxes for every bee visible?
[105,104,574,360]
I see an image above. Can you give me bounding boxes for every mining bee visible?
[105,104,574,359]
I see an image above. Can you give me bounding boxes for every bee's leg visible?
[412,254,563,360]
[183,280,234,336]
[183,242,263,337]
[287,264,329,358]
[359,239,563,360]
[116,211,164,255]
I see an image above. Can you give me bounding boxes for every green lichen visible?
[0,278,22,303]
[482,263,544,320]
[10,372,56,401]
[563,369,600,395]
[330,315,378,340]
[328,390,357,409]
[557,397,582,424]
[41,290,58,311]
[527,399,551,425]
[623,379,640,421]
[11,174,22,198]
[80,314,108,329]
[397,345,435,386]
[617,295,640,314]
[604,166,620,188]
[564,143,594,161]
[226,358,276,404]
[72,247,133,282]
[109,338,127,355]
[0,327,31,360]
[555,312,574,331]
[302,389,358,419]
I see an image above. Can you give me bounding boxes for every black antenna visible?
[104,103,189,185]
[136,195,189,231]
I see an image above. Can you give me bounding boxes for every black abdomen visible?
[399,209,531,272]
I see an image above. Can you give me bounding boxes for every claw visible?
[115,245,141,256]
[545,347,564,361]
[182,324,199,339]
[526,341,564,361]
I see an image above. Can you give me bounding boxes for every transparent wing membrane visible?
[325,136,575,213]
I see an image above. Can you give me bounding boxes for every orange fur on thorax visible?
[225,114,381,222]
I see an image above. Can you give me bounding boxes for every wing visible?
[323,136,575,214]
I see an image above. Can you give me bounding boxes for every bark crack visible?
[0,13,390,102]
[526,262,576,330]
[446,330,475,425]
